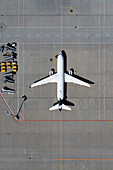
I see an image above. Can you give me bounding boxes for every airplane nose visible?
[59,52,62,55]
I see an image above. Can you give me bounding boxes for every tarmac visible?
[0,0,113,170]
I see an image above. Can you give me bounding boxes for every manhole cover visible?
[70,9,74,13]
[0,22,7,32]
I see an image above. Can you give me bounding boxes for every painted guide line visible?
[1,94,113,122]
[0,93,16,120]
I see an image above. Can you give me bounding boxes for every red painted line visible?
[98,43,101,119]
[1,91,113,122]
[1,94,113,122]
[0,93,17,121]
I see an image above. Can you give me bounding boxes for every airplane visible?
[2,76,15,83]
[30,50,94,111]
[1,86,15,94]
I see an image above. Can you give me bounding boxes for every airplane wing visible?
[30,73,57,88]
[65,73,90,87]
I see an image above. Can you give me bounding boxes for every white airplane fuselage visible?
[57,52,64,101]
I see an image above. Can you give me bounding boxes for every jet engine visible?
[49,68,55,76]
[69,68,74,75]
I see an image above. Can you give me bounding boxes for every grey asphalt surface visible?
[0,0,113,170]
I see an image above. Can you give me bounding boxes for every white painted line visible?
[85,34,90,36]
[26,35,31,36]
[17,42,113,45]
[22,43,25,120]
[15,35,21,36]
[17,43,19,113]
[76,34,80,36]
[105,34,110,37]
[6,35,11,36]
[36,35,40,36]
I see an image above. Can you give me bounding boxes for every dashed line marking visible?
[105,34,110,37]
[26,34,31,36]
[76,34,80,36]
[45,34,50,36]
[95,34,101,36]
[85,34,90,37]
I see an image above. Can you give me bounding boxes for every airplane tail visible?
[49,101,71,111]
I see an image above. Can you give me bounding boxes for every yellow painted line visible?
[53,45,56,48]
[60,111,62,170]
[61,7,72,8]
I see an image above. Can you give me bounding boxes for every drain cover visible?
[70,9,74,13]
[0,21,7,32]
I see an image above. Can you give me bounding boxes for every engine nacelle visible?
[69,68,74,75]
[49,68,55,76]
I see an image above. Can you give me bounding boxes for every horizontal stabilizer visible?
[62,104,71,111]
[49,104,59,111]
[49,103,71,111]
